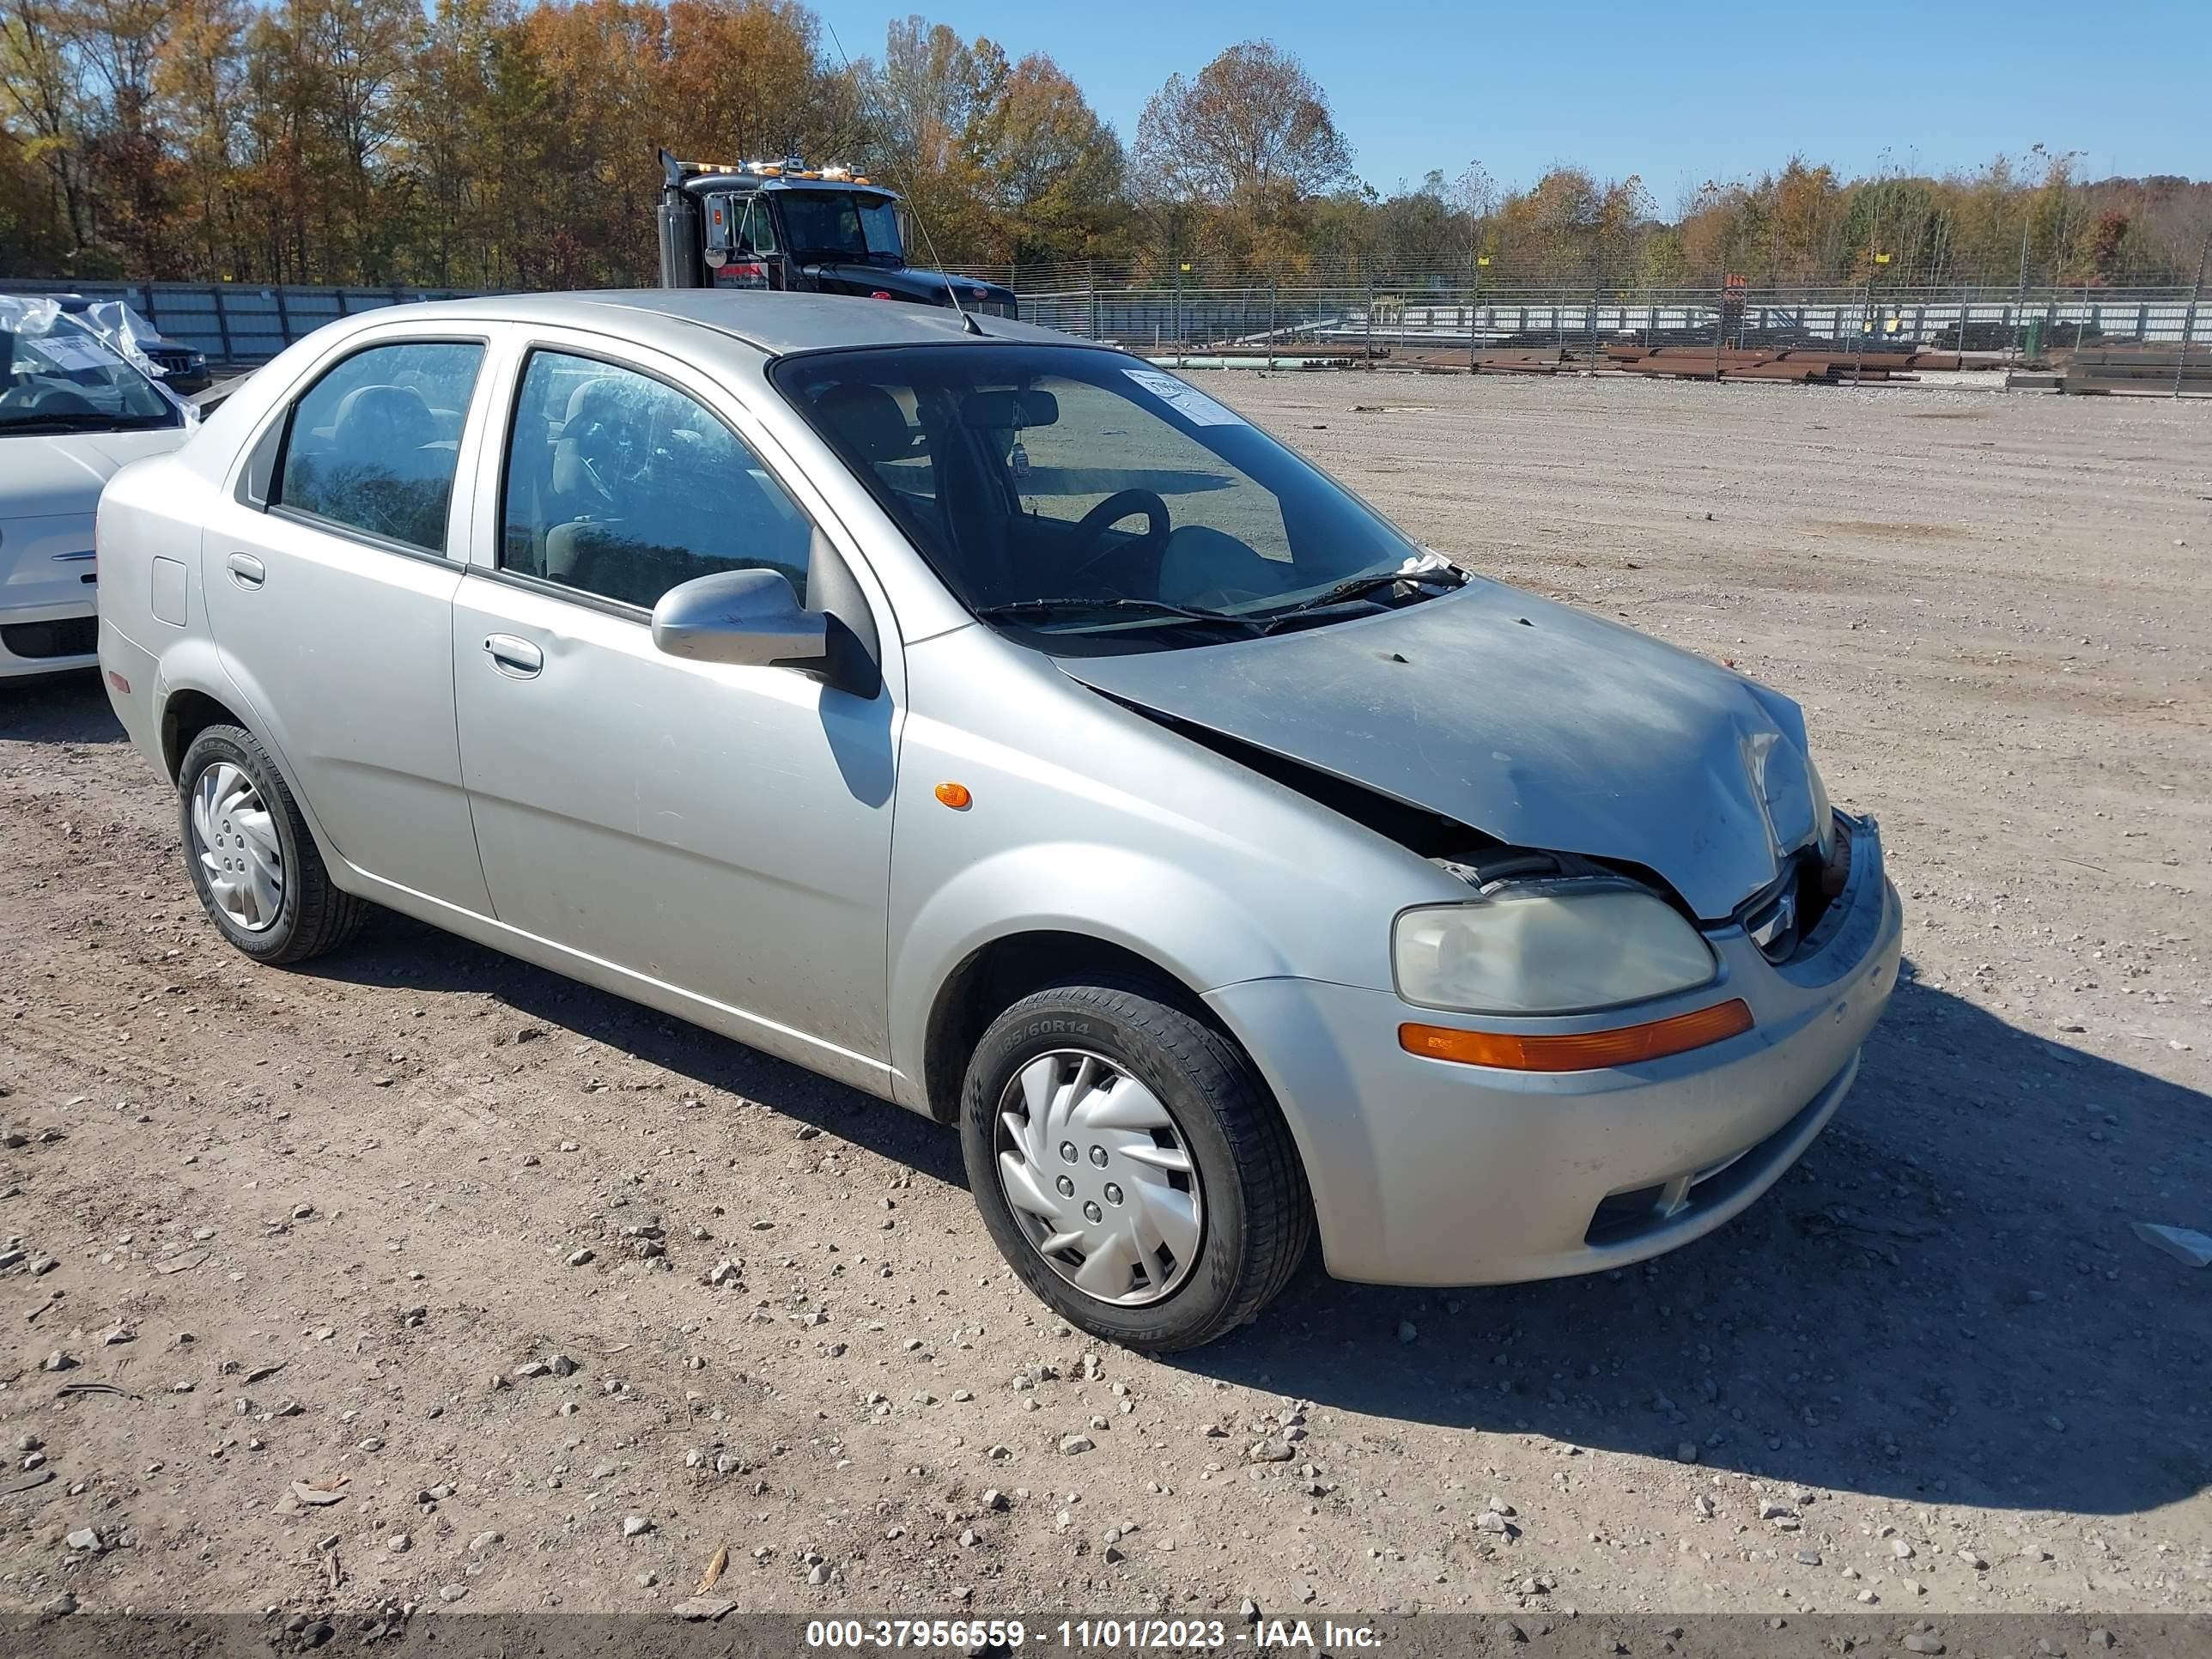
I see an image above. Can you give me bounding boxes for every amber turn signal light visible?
[934,781,972,810]
[1399,999,1753,1073]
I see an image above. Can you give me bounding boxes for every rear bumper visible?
[95,617,162,761]
[1206,814,1903,1286]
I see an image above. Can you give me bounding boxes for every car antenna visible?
[821,19,985,335]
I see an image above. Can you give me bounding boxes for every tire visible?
[177,724,368,965]
[960,980,1312,1352]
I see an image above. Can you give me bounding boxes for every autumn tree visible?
[396,0,556,289]
[67,0,174,271]
[9,3,2212,294]
[662,0,837,169]
[969,52,1121,265]
[158,0,245,276]
[853,15,1002,261]
[1131,39,1352,270]
[302,0,419,283]
[1,0,95,259]
[518,0,670,286]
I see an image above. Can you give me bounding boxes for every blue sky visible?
[807,0,2210,204]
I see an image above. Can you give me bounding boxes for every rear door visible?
[199,334,495,911]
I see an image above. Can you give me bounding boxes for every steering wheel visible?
[2,386,100,416]
[1064,489,1170,584]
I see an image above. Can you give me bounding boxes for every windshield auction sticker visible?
[1123,367,1246,427]
[35,335,118,373]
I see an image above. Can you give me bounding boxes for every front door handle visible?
[483,634,544,678]
[226,552,265,589]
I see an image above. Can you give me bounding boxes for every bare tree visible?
[1451,157,1495,272]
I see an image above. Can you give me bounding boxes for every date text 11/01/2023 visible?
[802,1618,1387,1650]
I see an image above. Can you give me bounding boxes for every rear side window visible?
[275,342,483,554]
[498,349,811,611]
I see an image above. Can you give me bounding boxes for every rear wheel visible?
[177,724,368,964]
[960,981,1310,1351]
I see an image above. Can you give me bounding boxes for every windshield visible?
[778,191,903,265]
[773,344,1445,650]
[1,297,181,434]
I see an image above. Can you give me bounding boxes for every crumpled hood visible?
[0,428,188,520]
[1054,580,1825,921]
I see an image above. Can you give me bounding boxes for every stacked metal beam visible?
[2061,343,2212,397]
[1598,344,1963,382]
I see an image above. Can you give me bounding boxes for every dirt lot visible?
[1,372,2208,1629]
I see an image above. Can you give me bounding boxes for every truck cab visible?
[656,150,1018,318]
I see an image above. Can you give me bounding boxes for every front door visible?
[199,336,494,912]
[452,343,898,1075]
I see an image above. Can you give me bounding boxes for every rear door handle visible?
[226,552,265,589]
[483,634,544,678]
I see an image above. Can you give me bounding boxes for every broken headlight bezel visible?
[1808,754,1836,863]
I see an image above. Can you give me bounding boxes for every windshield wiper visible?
[1255,565,1465,633]
[0,410,175,435]
[974,597,1261,634]
[0,414,115,434]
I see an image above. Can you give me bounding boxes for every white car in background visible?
[2,295,194,678]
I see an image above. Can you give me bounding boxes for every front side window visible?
[500,349,811,611]
[275,341,483,553]
[774,344,1440,651]
[738,198,778,256]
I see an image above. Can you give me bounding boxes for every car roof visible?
[383,289,1085,359]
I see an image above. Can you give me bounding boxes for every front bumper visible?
[2,597,99,677]
[3,508,100,678]
[1206,813,1903,1286]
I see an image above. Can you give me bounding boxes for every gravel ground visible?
[1,372,2207,1626]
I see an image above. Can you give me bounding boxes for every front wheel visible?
[959,981,1311,1351]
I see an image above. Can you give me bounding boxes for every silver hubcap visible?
[190,762,283,932]
[994,1049,1203,1307]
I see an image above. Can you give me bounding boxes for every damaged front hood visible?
[1054,580,1821,921]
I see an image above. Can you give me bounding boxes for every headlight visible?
[1394,883,1717,1015]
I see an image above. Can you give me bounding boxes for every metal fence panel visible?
[0,280,487,365]
[1018,277,2210,393]
[3,275,2203,392]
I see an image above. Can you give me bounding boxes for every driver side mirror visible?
[652,567,827,671]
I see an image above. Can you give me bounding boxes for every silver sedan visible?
[95,292,1901,1350]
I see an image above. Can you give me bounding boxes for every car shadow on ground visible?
[318,904,2211,1522]
[1178,963,2212,1519]
[0,670,125,744]
[322,907,969,1188]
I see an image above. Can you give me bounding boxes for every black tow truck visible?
[655,149,1018,317]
